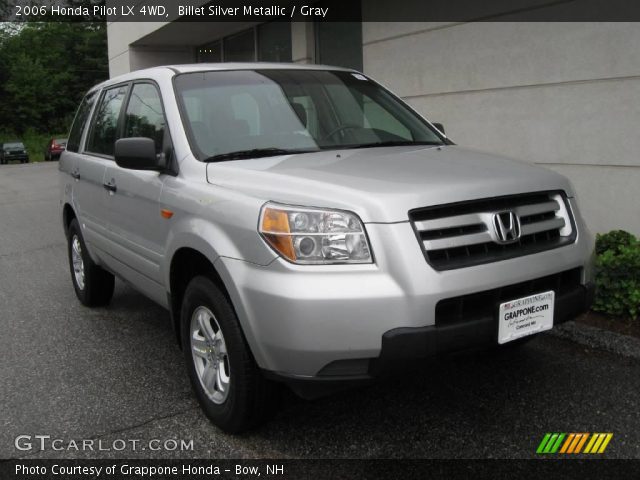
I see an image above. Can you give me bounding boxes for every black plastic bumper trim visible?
[369,282,594,375]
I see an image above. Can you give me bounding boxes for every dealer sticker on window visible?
[498,291,555,344]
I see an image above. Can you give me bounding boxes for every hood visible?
[206,145,573,223]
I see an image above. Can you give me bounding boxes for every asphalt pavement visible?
[1,162,639,459]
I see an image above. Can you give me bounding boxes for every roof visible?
[170,62,355,73]
[91,62,357,93]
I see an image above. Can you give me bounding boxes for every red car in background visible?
[44,138,67,161]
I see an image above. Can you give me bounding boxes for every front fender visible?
[162,215,277,292]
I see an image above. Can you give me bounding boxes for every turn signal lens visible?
[259,203,372,265]
[260,208,296,261]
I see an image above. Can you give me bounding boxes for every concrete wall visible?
[107,22,168,76]
[363,22,640,235]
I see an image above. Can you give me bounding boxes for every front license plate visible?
[498,291,555,344]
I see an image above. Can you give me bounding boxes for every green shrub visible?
[593,230,640,320]
[595,229,636,255]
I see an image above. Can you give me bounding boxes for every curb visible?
[547,320,640,360]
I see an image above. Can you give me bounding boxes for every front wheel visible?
[67,219,115,307]
[181,276,280,433]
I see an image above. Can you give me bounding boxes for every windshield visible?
[174,69,445,161]
[4,143,24,149]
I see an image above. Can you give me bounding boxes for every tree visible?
[0,21,108,135]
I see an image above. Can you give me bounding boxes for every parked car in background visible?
[0,142,29,164]
[45,138,68,161]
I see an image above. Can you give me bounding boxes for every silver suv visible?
[60,64,594,432]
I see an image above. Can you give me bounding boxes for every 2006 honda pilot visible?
[60,64,594,432]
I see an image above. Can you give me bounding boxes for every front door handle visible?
[103,181,117,193]
[70,170,80,180]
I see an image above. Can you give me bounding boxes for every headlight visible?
[259,203,372,264]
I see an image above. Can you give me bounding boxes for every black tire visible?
[67,219,115,307]
[181,276,280,433]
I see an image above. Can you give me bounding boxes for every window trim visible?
[83,79,176,166]
[123,80,170,147]
[121,79,177,176]
[66,89,99,154]
[84,81,132,160]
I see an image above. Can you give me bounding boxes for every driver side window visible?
[123,83,167,153]
[86,85,128,156]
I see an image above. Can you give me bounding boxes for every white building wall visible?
[107,22,168,76]
[363,22,640,235]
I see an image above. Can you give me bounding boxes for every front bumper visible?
[370,280,594,375]
[216,202,594,381]
[268,280,594,399]
[3,154,28,162]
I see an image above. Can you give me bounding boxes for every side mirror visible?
[432,123,445,135]
[114,137,163,171]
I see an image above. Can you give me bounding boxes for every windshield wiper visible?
[203,148,316,163]
[337,140,444,150]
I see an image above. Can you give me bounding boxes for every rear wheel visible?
[67,219,115,307]
[181,276,280,433]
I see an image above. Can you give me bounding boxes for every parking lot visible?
[1,162,640,459]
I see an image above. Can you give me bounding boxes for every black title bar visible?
[4,0,640,22]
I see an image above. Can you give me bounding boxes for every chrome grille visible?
[409,191,576,270]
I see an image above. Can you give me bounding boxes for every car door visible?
[74,84,129,257]
[60,89,97,234]
[102,82,172,304]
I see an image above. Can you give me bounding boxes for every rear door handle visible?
[103,181,117,193]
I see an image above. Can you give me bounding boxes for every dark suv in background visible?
[0,142,29,164]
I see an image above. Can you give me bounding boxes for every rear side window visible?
[86,85,128,156]
[123,83,166,153]
[66,91,96,153]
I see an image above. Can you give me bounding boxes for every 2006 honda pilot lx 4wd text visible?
[60,64,594,432]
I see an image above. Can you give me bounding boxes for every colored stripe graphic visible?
[537,433,612,454]
[584,433,600,454]
[536,433,552,454]
[543,433,559,453]
[559,433,575,453]
[598,434,613,453]
[574,433,589,453]
[550,433,565,453]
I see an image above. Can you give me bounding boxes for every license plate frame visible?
[498,290,555,344]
